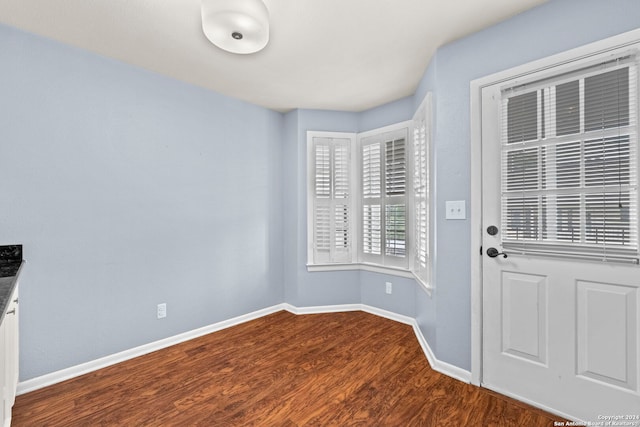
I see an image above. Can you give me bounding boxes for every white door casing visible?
[472,29,640,422]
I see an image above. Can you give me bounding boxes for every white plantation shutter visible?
[307,121,416,275]
[362,143,382,255]
[501,56,639,263]
[313,142,332,257]
[360,126,409,268]
[412,93,431,284]
[385,139,406,196]
[384,139,407,257]
[308,133,355,264]
[333,143,351,258]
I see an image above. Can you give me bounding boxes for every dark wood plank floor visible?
[13,311,564,426]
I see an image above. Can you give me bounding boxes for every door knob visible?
[486,247,507,258]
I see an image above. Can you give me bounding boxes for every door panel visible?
[481,80,640,421]
[501,271,547,364]
[576,281,638,391]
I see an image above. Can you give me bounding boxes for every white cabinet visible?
[1,284,19,427]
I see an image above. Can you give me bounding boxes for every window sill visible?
[306,263,433,295]
[411,274,433,297]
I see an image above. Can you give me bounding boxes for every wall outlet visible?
[385,282,392,294]
[157,303,167,319]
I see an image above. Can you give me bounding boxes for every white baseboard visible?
[283,303,415,326]
[18,302,471,395]
[17,303,287,395]
[360,305,416,326]
[279,303,471,383]
[432,358,472,384]
[409,315,472,384]
[282,303,362,315]
[413,321,438,368]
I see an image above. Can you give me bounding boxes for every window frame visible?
[306,97,432,288]
[357,121,411,270]
[412,93,432,289]
[306,131,358,267]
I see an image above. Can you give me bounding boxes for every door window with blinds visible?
[501,55,639,262]
[359,126,409,269]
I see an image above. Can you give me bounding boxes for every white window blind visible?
[360,127,409,269]
[412,93,431,284]
[309,135,355,264]
[501,56,639,263]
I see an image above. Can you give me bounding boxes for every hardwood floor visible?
[13,311,564,426]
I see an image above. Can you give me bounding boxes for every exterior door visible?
[481,51,640,422]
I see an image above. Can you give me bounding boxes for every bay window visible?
[306,93,432,284]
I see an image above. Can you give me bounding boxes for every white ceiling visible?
[0,0,547,112]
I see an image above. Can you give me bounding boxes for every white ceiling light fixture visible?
[201,0,270,55]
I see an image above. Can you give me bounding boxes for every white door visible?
[481,48,640,422]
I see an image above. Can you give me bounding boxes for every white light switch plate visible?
[445,200,466,220]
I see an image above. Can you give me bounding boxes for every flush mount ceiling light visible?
[201,0,270,54]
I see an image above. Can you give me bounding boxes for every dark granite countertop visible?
[0,245,23,326]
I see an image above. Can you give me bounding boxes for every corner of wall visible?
[283,110,301,306]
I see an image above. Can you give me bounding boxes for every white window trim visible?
[306,262,416,279]
[306,99,433,289]
[306,131,358,267]
[357,121,412,270]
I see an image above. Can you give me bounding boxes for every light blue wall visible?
[359,272,417,318]
[357,97,420,319]
[284,109,361,307]
[358,96,414,132]
[5,0,640,383]
[0,24,284,380]
[283,103,420,317]
[282,110,300,305]
[418,0,640,370]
